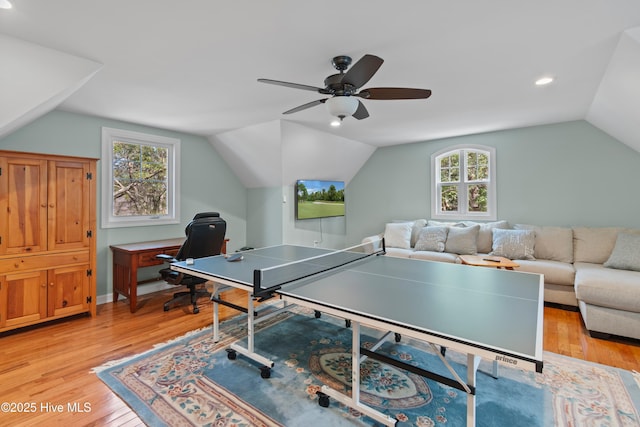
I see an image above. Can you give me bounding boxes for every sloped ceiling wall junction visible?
[0,34,102,139]
[587,27,640,153]
[210,121,376,189]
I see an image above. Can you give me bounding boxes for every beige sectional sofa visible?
[362,220,640,341]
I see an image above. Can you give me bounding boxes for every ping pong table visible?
[171,241,544,427]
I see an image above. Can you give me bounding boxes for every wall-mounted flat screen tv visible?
[295,179,345,220]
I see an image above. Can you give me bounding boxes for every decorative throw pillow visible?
[604,233,640,272]
[414,226,449,252]
[393,219,427,247]
[463,220,510,254]
[384,222,412,249]
[490,229,535,260]
[444,224,480,255]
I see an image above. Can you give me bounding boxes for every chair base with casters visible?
[160,270,211,314]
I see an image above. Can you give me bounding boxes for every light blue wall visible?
[247,187,283,248]
[346,120,640,245]
[0,110,247,299]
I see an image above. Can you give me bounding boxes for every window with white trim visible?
[101,127,180,228]
[431,145,496,220]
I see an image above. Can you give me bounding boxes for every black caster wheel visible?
[314,310,321,318]
[260,366,271,379]
[226,349,237,360]
[193,307,199,314]
[316,391,330,407]
[395,333,401,342]
[163,305,170,312]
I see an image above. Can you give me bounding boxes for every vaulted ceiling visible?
[2,1,640,153]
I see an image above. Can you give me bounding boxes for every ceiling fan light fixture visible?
[326,96,358,119]
[535,76,554,86]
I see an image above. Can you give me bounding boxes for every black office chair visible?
[158,212,227,314]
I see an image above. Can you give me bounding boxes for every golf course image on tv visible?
[295,179,345,220]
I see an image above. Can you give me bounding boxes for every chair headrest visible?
[193,212,220,220]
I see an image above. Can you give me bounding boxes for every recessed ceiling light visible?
[535,77,554,86]
[0,0,13,9]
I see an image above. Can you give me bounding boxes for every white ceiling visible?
[2,0,640,150]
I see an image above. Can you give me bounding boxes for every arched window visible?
[431,145,496,220]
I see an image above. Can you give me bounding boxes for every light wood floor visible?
[1,288,639,427]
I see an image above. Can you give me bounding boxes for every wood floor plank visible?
[0,288,638,425]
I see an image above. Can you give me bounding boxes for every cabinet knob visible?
[50,282,54,287]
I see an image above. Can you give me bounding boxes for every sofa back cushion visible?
[462,220,510,253]
[514,224,573,263]
[573,227,624,264]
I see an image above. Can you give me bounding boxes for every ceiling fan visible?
[258,54,432,124]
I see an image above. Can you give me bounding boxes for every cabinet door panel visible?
[48,161,92,251]
[48,265,89,317]
[0,271,47,329]
[0,157,48,255]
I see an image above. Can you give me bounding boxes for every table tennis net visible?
[254,238,385,296]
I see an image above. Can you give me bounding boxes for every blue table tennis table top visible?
[172,244,544,362]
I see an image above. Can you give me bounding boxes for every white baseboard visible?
[97,280,174,305]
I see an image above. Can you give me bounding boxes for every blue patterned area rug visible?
[94,309,640,426]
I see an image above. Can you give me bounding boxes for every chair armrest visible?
[156,253,177,263]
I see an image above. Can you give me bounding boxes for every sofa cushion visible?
[384,222,413,249]
[604,232,640,272]
[574,262,640,313]
[490,229,535,260]
[514,224,573,263]
[414,226,448,252]
[462,220,510,254]
[410,250,459,263]
[384,247,415,258]
[515,259,575,286]
[427,220,465,227]
[573,227,624,264]
[393,219,427,247]
[444,224,480,255]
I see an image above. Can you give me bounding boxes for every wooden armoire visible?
[0,150,97,333]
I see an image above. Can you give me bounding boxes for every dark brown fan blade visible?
[283,98,327,114]
[258,78,324,93]
[352,100,369,120]
[357,87,432,100]
[341,54,384,89]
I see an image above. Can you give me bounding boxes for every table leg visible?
[467,354,480,427]
[212,283,221,342]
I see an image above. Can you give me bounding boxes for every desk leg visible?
[128,264,138,313]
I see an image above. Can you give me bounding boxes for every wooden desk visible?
[459,254,519,270]
[110,238,228,313]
